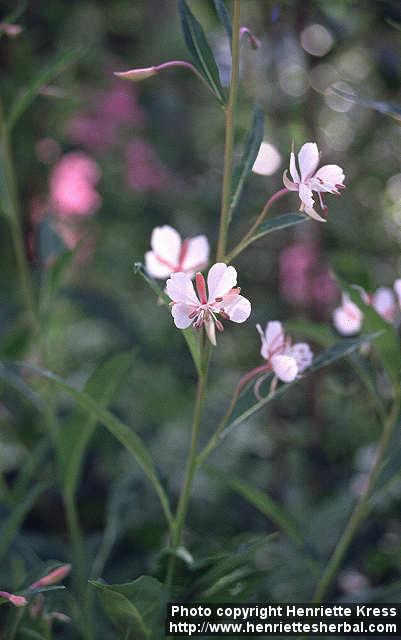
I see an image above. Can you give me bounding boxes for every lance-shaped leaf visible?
[330,87,401,125]
[11,362,173,530]
[57,352,133,496]
[213,0,232,41]
[89,576,166,640]
[229,106,264,222]
[178,0,226,104]
[134,262,202,376]
[7,48,82,131]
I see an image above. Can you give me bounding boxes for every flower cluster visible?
[333,280,401,335]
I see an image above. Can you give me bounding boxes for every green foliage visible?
[213,0,232,41]
[251,212,309,244]
[331,87,401,125]
[229,105,264,221]
[178,0,226,104]
[89,576,166,639]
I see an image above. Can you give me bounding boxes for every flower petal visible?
[150,225,181,269]
[311,164,345,193]
[180,235,209,274]
[289,151,300,184]
[253,142,282,176]
[372,287,396,323]
[299,183,326,222]
[298,142,320,181]
[333,294,363,335]
[171,303,194,329]
[166,272,199,306]
[271,354,298,382]
[145,251,173,279]
[287,342,313,373]
[207,263,237,301]
[263,321,285,358]
[282,170,299,191]
[222,294,251,323]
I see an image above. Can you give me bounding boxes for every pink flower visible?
[0,590,27,607]
[50,152,101,218]
[283,142,345,221]
[29,564,71,591]
[371,287,397,323]
[125,139,171,192]
[333,293,364,336]
[256,321,313,383]
[145,225,209,279]
[166,263,251,345]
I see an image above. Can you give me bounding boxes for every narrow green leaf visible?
[13,362,173,529]
[178,0,226,104]
[213,0,232,41]
[57,352,133,496]
[229,106,264,221]
[330,87,401,125]
[251,212,309,243]
[134,262,202,376]
[7,48,82,130]
[0,482,48,563]
[207,467,303,545]
[89,576,166,640]
[0,361,42,410]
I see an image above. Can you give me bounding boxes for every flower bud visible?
[0,590,28,607]
[29,564,71,590]
[114,67,157,82]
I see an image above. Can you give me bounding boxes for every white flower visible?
[283,142,345,221]
[166,263,251,345]
[145,225,209,279]
[256,321,313,383]
[333,293,364,336]
[252,141,282,176]
[371,287,397,323]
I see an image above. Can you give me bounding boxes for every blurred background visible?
[0,0,401,637]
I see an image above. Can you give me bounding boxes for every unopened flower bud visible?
[114,67,157,82]
[0,590,28,607]
[29,564,71,590]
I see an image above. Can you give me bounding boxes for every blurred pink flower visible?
[333,293,364,336]
[67,83,146,151]
[50,152,101,218]
[283,142,345,221]
[166,263,251,345]
[279,241,337,308]
[145,225,209,279]
[334,281,400,335]
[0,590,27,607]
[125,138,170,192]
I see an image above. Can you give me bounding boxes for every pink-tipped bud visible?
[239,27,261,50]
[29,564,71,590]
[0,22,23,37]
[114,67,157,82]
[0,591,28,607]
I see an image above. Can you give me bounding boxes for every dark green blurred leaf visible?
[0,482,48,563]
[213,0,232,41]
[285,320,333,348]
[89,576,166,639]
[251,212,309,243]
[2,1,28,25]
[134,262,202,376]
[178,0,226,104]
[57,352,133,495]
[330,87,401,125]
[12,362,173,528]
[0,362,42,409]
[229,106,264,222]
[207,467,303,545]
[7,48,82,130]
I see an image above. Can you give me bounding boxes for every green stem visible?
[7,607,24,640]
[196,388,239,470]
[64,491,93,640]
[166,358,208,590]
[227,188,289,263]
[216,0,241,262]
[312,394,400,602]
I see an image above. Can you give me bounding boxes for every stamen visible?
[219,310,230,320]
[195,272,208,304]
[215,319,224,332]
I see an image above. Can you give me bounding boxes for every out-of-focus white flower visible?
[371,287,397,323]
[256,321,313,383]
[165,263,251,345]
[252,142,282,176]
[333,293,364,335]
[145,225,209,279]
[283,142,345,221]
